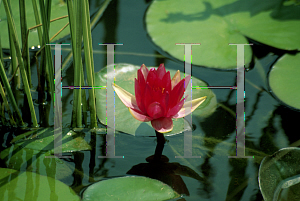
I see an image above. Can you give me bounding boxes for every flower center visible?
[152,86,165,93]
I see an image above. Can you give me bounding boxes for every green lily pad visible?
[258,147,300,201]
[0,0,69,48]
[81,176,180,201]
[11,127,91,153]
[0,168,80,201]
[95,63,217,136]
[145,0,300,69]
[0,144,74,180]
[268,53,300,110]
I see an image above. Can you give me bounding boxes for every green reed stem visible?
[0,60,23,126]
[82,0,97,128]
[81,63,88,127]
[31,0,43,45]
[66,0,77,127]
[61,0,111,72]
[74,0,83,128]
[67,0,84,127]
[7,16,20,89]
[0,36,4,65]
[19,0,31,88]
[0,82,16,126]
[39,0,54,106]
[3,0,38,127]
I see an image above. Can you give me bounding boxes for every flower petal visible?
[135,78,146,114]
[146,69,157,87]
[162,71,171,93]
[172,96,207,119]
[144,83,154,111]
[167,95,188,117]
[129,108,152,122]
[169,78,185,109]
[112,83,139,110]
[156,63,167,80]
[171,70,181,90]
[170,75,191,109]
[183,75,191,91]
[147,102,165,119]
[151,117,173,133]
[140,64,149,81]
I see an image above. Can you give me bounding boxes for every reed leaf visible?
[61,0,111,72]
[0,81,16,125]
[0,60,23,126]
[3,0,38,127]
[74,0,83,127]
[82,0,97,128]
[31,0,43,45]
[19,0,31,88]
[0,36,4,64]
[39,0,54,106]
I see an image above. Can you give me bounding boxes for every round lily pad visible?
[0,0,69,48]
[145,0,300,69]
[268,53,300,110]
[81,176,180,201]
[95,63,217,136]
[0,168,80,201]
[258,147,300,201]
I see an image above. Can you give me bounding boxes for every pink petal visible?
[144,83,154,111]
[137,69,146,88]
[112,83,140,110]
[167,95,188,117]
[169,79,185,109]
[183,75,191,91]
[156,63,166,80]
[135,78,146,114]
[129,108,152,122]
[169,75,191,109]
[146,69,157,87]
[147,102,165,119]
[171,70,181,90]
[162,91,169,116]
[151,117,173,133]
[162,71,171,93]
[140,64,149,81]
[172,96,207,119]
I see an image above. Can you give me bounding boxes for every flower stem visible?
[154,130,166,161]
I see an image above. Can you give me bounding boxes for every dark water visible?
[1,0,300,201]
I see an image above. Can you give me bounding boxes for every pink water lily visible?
[112,64,207,133]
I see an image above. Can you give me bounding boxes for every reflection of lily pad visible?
[0,0,69,48]
[268,53,300,110]
[95,63,217,136]
[81,176,180,201]
[146,0,300,69]
[0,168,80,201]
[258,147,300,201]
[12,127,91,153]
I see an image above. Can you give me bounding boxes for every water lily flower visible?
[112,64,206,133]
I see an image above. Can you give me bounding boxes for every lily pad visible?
[0,0,69,48]
[81,176,180,201]
[268,53,300,110]
[0,144,75,180]
[145,0,300,69]
[95,63,217,136]
[0,168,80,201]
[258,147,300,201]
[11,127,91,153]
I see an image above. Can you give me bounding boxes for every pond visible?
[1,0,300,200]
